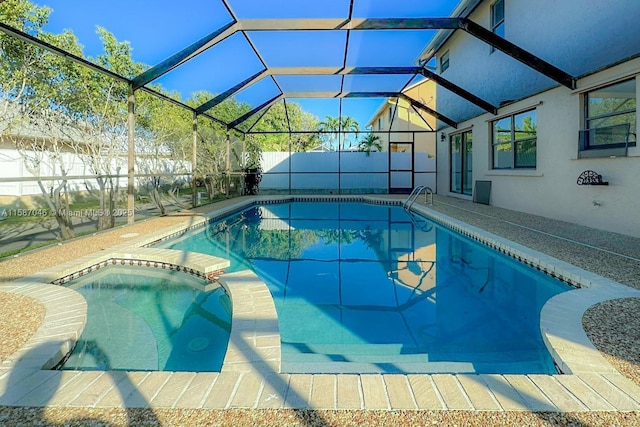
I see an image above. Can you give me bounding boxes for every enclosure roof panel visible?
[2,0,578,132]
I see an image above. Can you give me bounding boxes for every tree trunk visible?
[205,176,215,199]
[151,177,166,216]
[96,177,114,231]
[107,177,116,229]
[54,214,75,240]
[38,180,75,240]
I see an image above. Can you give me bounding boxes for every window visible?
[492,109,537,169]
[580,79,636,156]
[490,0,504,53]
[439,50,449,73]
[450,130,473,195]
[388,106,393,123]
[378,117,383,130]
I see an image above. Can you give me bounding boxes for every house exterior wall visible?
[364,80,438,192]
[367,80,437,157]
[436,0,640,123]
[436,56,640,237]
[401,81,438,157]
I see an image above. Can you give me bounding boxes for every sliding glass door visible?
[450,131,473,195]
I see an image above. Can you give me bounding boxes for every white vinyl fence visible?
[260,151,436,193]
[1,148,437,197]
[0,148,188,197]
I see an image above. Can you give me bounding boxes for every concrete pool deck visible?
[1,194,640,424]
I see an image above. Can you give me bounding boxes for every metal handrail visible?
[407,210,433,232]
[424,187,434,206]
[403,185,434,210]
[403,185,424,210]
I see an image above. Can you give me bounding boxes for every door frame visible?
[449,130,473,195]
[389,140,414,194]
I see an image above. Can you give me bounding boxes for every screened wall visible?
[0,0,578,249]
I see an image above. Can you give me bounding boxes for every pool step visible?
[281,358,551,374]
[282,342,406,356]
[282,342,547,360]
[281,342,553,374]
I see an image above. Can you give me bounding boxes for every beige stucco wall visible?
[436,57,640,238]
[368,80,437,157]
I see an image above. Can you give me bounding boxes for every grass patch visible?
[0,240,60,259]
[0,199,132,229]
[0,211,156,261]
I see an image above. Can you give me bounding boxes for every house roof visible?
[365,77,431,127]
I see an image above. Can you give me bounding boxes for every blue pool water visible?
[161,201,571,374]
[62,265,231,372]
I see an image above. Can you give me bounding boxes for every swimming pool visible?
[62,265,232,372]
[161,201,571,374]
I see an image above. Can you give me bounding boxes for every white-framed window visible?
[490,0,505,53]
[579,78,636,157]
[378,117,383,130]
[388,106,393,123]
[439,50,449,73]
[492,109,537,169]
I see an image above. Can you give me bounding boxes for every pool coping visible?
[1,195,640,411]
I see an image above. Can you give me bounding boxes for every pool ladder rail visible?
[403,185,434,210]
[408,211,433,232]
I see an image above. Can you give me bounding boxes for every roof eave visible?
[416,0,485,64]
[364,78,431,127]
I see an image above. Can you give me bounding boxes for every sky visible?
[33,0,460,129]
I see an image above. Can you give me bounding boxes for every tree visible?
[248,102,320,152]
[187,93,252,198]
[339,116,360,149]
[358,132,382,156]
[196,118,230,198]
[2,1,202,227]
[188,95,320,196]
[1,0,325,231]
[64,28,147,230]
[285,103,321,152]
[317,115,360,151]
[0,0,86,239]
[515,115,537,156]
[0,2,184,233]
[135,90,192,214]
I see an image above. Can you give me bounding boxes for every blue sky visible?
[34,0,459,128]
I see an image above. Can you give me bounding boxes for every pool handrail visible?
[403,185,434,210]
[407,210,433,232]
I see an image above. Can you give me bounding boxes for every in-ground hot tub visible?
[62,264,232,372]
